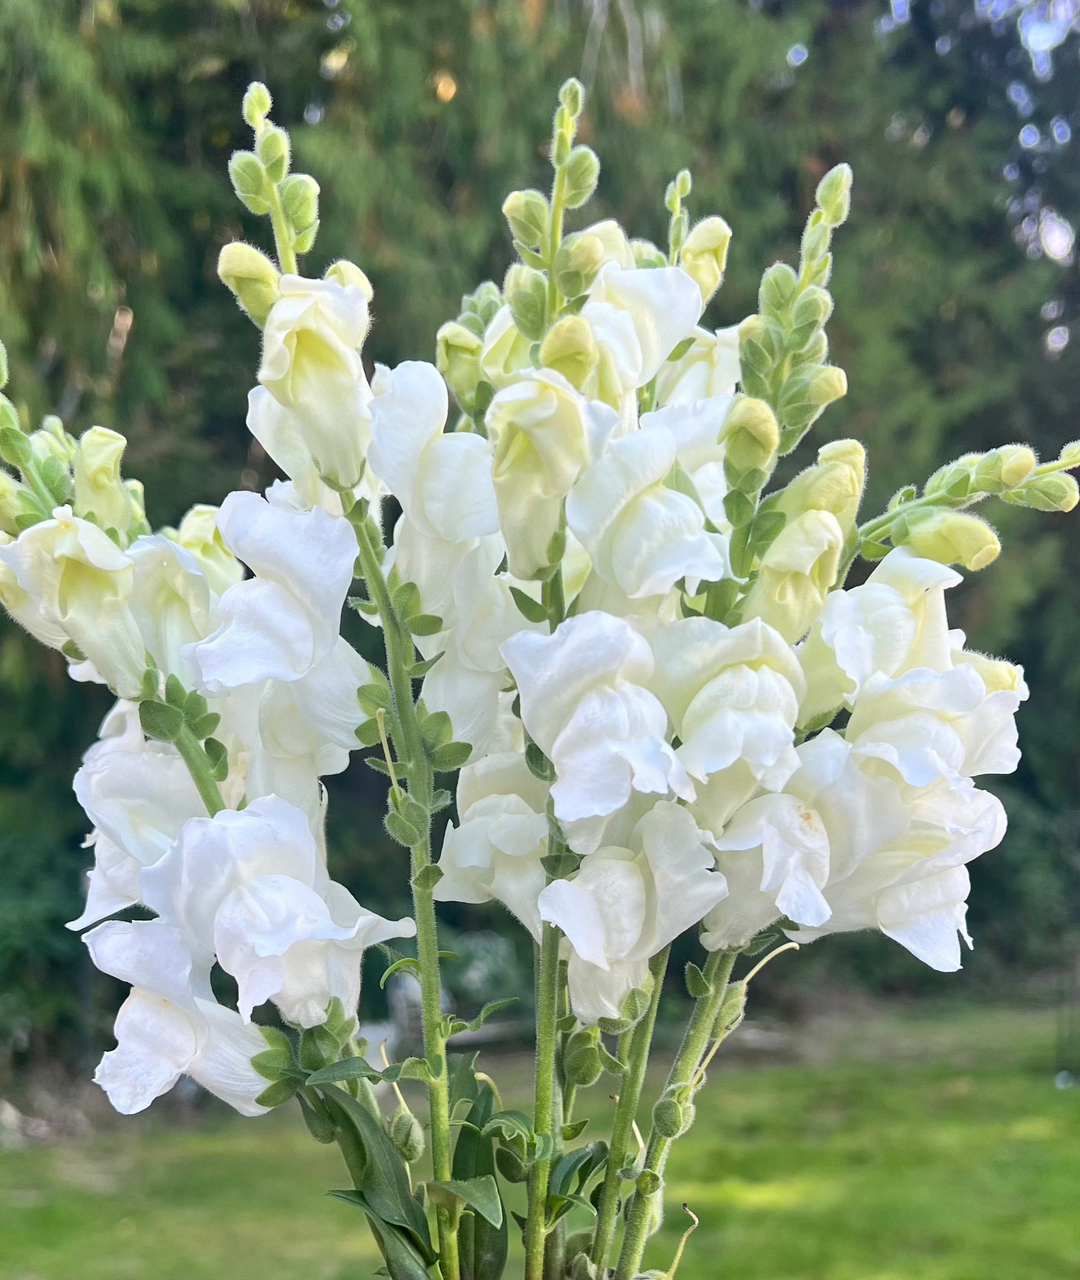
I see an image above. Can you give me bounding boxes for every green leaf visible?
[408,652,444,678]
[139,700,184,743]
[431,789,453,813]
[305,1056,381,1085]
[412,863,444,892]
[428,1175,503,1228]
[184,689,209,720]
[596,1043,624,1076]
[453,1087,508,1280]
[431,741,472,771]
[562,1119,590,1142]
[297,1091,337,1143]
[164,673,187,708]
[317,1088,434,1261]
[405,613,443,636]
[685,961,712,1000]
[391,581,422,619]
[385,811,421,847]
[300,1023,339,1072]
[481,1109,535,1148]
[379,956,421,988]
[188,712,221,741]
[510,586,548,624]
[448,1051,480,1112]
[525,741,556,781]
[541,851,581,880]
[667,335,695,363]
[464,997,518,1033]
[723,488,756,527]
[358,677,394,715]
[419,709,453,749]
[551,1141,608,1201]
[203,737,229,781]
[356,717,382,747]
[331,1192,435,1280]
[254,1077,298,1108]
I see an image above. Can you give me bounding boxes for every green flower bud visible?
[324,259,374,299]
[217,242,281,328]
[777,364,847,433]
[539,315,599,390]
[631,238,668,269]
[280,173,320,234]
[720,397,780,475]
[503,189,550,249]
[256,125,291,184]
[504,263,548,342]
[74,426,133,534]
[652,1094,687,1139]
[463,280,502,326]
[1013,472,1080,512]
[903,510,1001,571]
[242,82,273,129]
[758,262,798,318]
[125,478,148,534]
[801,214,830,265]
[0,470,26,536]
[924,454,979,502]
[564,1027,603,1088]
[436,320,484,410]
[552,232,605,299]
[228,151,271,216]
[777,439,865,535]
[675,168,693,198]
[562,145,600,210]
[816,163,853,227]
[974,445,1037,494]
[559,77,584,118]
[389,1105,425,1164]
[713,980,747,1038]
[680,215,732,304]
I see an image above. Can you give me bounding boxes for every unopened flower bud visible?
[256,124,290,184]
[903,510,1001,571]
[218,242,281,328]
[504,263,548,342]
[552,232,605,299]
[0,471,25,536]
[539,315,599,390]
[816,163,853,227]
[229,151,271,215]
[1014,471,1080,512]
[436,320,484,410]
[680,216,732,304]
[125,478,148,534]
[324,259,374,300]
[720,397,780,474]
[280,173,320,233]
[652,1094,689,1139]
[167,503,245,594]
[630,238,667,269]
[242,82,272,129]
[503,189,550,249]
[564,1027,603,1088]
[463,280,502,326]
[924,455,979,502]
[974,445,1037,493]
[559,77,584,118]
[953,648,1026,695]
[742,508,845,641]
[74,426,133,535]
[389,1105,425,1164]
[777,364,847,432]
[778,439,865,534]
[759,262,798,317]
[562,145,600,210]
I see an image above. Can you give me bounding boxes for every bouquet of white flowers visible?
[0,78,1075,1280]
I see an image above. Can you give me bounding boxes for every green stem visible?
[615,948,739,1280]
[526,921,562,1280]
[266,181,297,275]
[591,946,670,1273]
[350,509,458,1280]
[174,724,225,816]
[546,164,568,317]
[544,960,572,1280]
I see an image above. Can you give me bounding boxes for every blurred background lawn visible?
[3,0,1080,1274]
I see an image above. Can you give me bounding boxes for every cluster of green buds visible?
[862,439,1080,571]
[739,165,851,457]
[221,82,320,312]
[435,281,503,422]
[665,168,732,304]
[0,341,148,545]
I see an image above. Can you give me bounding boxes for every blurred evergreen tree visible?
[3,0,1080,1062]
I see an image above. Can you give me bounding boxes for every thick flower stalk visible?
[0,76,1076,1280]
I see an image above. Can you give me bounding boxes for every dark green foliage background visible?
[2,0,1079,1065]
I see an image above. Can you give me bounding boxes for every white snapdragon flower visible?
[651,616,806,829]
[580,262,703,404]
[187,489,358,692]
[129,534,218,680]
[640,396,734,531]
[84,919,270,1116]
[142,795,415,1026]
[367,361,499,543]
[435,752,550,938]
[164,504,245,596]
[539,802,727,1023]
[566,427,728,599]
[255,274,373,492]
[700,793,831,951]
[67,702,205,929]
[0,506,146,698]
[486,369,618,579]
[654,324,741,408]
[740,509,845,644]
[501,611,693,831]
[480,305,534,389]
[798,547,962,724]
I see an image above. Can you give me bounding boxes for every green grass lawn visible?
[1,1004,1078,1279]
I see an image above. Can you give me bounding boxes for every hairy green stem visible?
[526,921,562,1280]
[546,163,568,317]
[615,948,739,1280]
[174,725,225,816]
[265,182,297,275]
[350,510,458,1280]
[590,946,670,1273]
